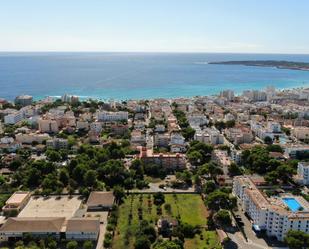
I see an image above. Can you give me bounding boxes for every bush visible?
[67,241,78,249]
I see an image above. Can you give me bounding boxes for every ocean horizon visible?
[1,52,309,101]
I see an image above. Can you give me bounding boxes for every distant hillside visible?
[209,60,309,71]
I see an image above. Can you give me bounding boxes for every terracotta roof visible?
[66,218,100,232]
[0,217,65,232]
[87,191,115,207]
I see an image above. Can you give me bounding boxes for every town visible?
[0,87,309,249]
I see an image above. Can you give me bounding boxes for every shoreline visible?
[29,84,309,103]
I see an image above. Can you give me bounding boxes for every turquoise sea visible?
[1,52,309,101]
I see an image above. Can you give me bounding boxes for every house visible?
[2,191,31,215]
[65,218,100,240]
[86,191,115,211]
[157,217,178,237]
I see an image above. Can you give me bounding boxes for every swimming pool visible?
[282,198,303,212]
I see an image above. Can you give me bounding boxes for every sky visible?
[0,0,309,53]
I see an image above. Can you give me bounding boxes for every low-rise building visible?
[2,191,31,215]
[292,127,309,141]
[86,191,115,211]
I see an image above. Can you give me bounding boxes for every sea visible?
[1,52,309,101]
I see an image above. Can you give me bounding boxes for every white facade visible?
[297,162,309,185]
[4,111,24,125]
[97,111,128,122]
[233,176,309,241]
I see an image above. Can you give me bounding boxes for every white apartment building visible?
[4,111,24,125]
[297,162,309,185]
[97,111,128,122]
[220,90,235,101]
[46,138,68,149]
[170,132,185,146]
[194,128,224,145]
[233,176,309,241]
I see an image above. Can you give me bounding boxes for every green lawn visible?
[112,194,221,249]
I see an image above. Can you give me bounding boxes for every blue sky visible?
[1,0,308,53]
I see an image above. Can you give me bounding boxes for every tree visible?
[46,150,62,162]
[228,163,243,176]
[276,164,295,183]
[182,127,195,141]
[266,144,283,153]
[214,209,232,226]
[83,240,93,249]
[59,169,69,186]
[134,236,151,249]
[205,190,236,211]
[153,192,165,206]
[113,185,125,202]
[203,181,216,194]
[84,170,97,187]
[264,136,273,145]
[187,151,203,166]
[284,230,309,249]
[67,241,78,249]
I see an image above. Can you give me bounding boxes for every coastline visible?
[33,84,309,102]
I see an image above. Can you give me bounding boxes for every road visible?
[96,223,106,249]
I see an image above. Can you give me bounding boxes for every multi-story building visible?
[138,147,186,170]
[46,138,68,149]
[297,162,309,185]
[15,95,33,106]
[97,111,128,122]
[194,128,224,145]
[154,133,170,147]
[220,90,235,101]
[15,133,50,144]
[38,118,59,133]
[233,176,309,241]
[4,111,24,125]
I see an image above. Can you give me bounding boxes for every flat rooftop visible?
[6,191,30,205]
[18,196,82,219]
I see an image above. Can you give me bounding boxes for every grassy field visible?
[112,194,221,249]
